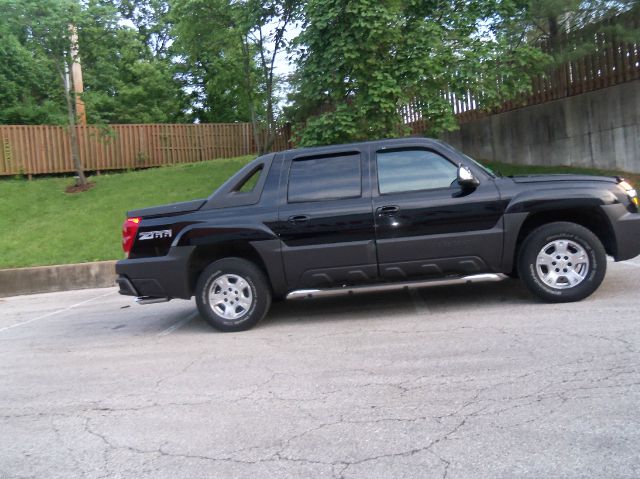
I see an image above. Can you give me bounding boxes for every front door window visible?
[377,149,458,195]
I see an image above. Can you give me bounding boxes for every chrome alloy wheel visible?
[208,274,253,320]
[535,239,590,289]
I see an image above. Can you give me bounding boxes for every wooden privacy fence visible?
[0,123,291,176]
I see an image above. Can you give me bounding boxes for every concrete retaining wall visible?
[442,80,640,173]
[0,261,117,298]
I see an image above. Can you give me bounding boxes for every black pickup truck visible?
[116,137,640,331]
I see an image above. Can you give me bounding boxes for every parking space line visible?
[157,311,198,337]
[0,290,117,333]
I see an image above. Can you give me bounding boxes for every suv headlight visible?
[619,180,639,206]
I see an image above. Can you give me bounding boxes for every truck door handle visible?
[288,215,310,223]
[376,205,400,216]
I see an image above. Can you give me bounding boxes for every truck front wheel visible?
[518,222,606,303]
[195,258,272,332]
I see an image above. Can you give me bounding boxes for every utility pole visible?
[64,24,87,187]
[69,25,86,126]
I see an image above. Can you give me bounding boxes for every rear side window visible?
[288,153,361,203]
[235,166,263,193]
[377,149,458,194]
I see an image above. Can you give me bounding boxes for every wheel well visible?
[187,243,271,295]
[514,208,616,268]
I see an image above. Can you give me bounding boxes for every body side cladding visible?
[501,212,529,274]
[250,239,288,297]
[175,224,277,248]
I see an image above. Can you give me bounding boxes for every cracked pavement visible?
[1,259,640,478]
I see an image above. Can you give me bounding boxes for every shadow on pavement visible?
[112,278,534,336]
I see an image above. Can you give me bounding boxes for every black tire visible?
[195,258,271,332]
[518,222,606,303]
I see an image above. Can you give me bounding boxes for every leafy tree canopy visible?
[0,0,186,125]
[0,0,637,149]
[288,0,554,145]
[0,0,78,124]
[80,0,187,124]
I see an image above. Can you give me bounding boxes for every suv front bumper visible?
[602,204,640,261]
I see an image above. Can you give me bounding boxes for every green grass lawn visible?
[1,156,638,269]
[0,156,254,269]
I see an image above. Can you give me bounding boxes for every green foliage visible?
[1,0,637,145]
[115,0,173,57]
[170,0,259,123]
[170,0,301,141]
[80,1,187,124]
[522,0,640,62]
[526,0,638,34]
[0,0,78,124]
[289,0,550,146]
[0,0,186,125]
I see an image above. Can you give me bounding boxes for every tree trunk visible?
[264,75,276,154]
[547,15,566,97]
[63,64,87,186]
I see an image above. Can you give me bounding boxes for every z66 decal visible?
[138,230,172,240]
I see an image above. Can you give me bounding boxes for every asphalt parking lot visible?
[1,260,640,479]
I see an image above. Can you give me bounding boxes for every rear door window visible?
[288,153,361,203]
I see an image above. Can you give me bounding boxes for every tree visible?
[0,0,89,184]
[115,0,173,57]
[524,0,638,43]
[288,0,550,146]
[239,0,301,152]
[171,0,301,153]
[520,0,640,63]
[0,0,187,127]
[79,0,188,124]
[171,0,258,124]
[0,1,68,124]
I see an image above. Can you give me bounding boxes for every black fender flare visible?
[173,223,287,297]
[501,188,618,273]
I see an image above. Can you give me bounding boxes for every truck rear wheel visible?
[195,258,271,332]
[518,222,606,303]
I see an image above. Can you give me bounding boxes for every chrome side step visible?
[286,274,504,300]
[135,296,172,305]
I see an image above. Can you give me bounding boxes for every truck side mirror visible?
[457,165,480,189]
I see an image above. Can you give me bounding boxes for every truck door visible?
[273,148,377,290]
[371,143,505,280]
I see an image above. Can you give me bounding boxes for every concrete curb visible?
[0,261,117,298]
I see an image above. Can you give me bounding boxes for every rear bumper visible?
[602,204,640,261]
[115,246,195,299]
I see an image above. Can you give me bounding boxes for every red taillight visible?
[122,217,141,256]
